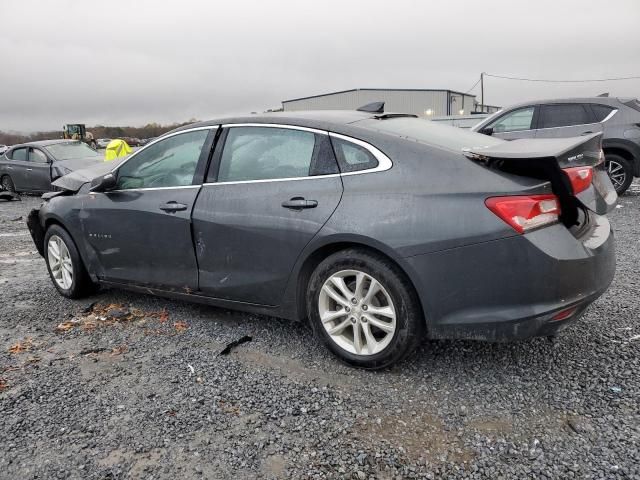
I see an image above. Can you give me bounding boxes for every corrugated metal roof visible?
[283,88,476,104]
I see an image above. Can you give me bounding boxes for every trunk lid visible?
[464,133,617,220]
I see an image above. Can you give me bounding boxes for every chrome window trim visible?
[109,125,218,174]
[600,109,618,123]
[91,185,201,194]
[201,126,393,186]
[221,123,327,135]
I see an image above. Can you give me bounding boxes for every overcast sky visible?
[1,0,639,132]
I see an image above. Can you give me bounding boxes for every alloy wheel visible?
[47,235,73,290]
[607,160,627,191]
[318,269,397,356]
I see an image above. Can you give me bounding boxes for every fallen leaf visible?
[56,322,75,332]
[0,378,7,391]
[8,338,34,354]
[111,345,129,356]
[174,321,188,332]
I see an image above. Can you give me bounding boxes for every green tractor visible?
[62,124,97,149]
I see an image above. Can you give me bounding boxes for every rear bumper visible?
[406,213,616,341]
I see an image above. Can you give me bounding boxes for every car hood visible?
[52,156,128,192]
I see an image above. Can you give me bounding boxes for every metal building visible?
[282,88,491,117]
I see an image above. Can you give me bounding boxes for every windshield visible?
[357,117,503,152]
[44,142,100,160]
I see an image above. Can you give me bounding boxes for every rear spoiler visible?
[464,133,602,168]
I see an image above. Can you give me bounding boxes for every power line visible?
[464,77,481,94]
[484,72,640,83]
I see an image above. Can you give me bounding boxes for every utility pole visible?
[480,72,484,113]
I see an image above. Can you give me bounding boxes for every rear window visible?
[356,117,502,152]
[538,104,593,129]
[621,98,640,113]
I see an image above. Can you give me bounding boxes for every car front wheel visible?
[605,154,633,195]
[44,225,96,298]
[306,249,423,369]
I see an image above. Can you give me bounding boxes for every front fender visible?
[26,208,45,257]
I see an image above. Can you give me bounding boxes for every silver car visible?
[0,140,102,193]
[472,97,640,194]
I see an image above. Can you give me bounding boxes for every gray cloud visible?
[1,0,639,131]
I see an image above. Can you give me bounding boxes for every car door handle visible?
[581,131,593,135]
[159,201,188,212]
[281,197,318,210]
[26,168,33,171]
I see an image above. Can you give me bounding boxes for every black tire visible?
[306,248,424,369]
[44,224,97,299]
[1,175,15,193]
[605,154,634,195]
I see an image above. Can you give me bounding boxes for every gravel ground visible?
[0,184,639,479]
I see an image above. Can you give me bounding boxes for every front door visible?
[27,147,52,192]
[80,128,215,290]
[487,106,537,140]
[192,125,343,305]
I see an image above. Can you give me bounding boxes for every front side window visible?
[538,104,592,129]
[331,137,378,172]
[10,147,27,161]
[217,127,315,182]
[29,148,48,163]
[116,130,209,190]
[491,107,535,133]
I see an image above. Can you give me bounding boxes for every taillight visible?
[563,166,593,194]
[485,195,561,234]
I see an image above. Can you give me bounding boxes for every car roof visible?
[9,139,80,149]
[171,110,379,134]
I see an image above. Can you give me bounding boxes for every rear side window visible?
[330,137,378,172]
[217,127,316,182]
[590,104,615,122]
[538,104,593,129]
[10,148,27,161]
[491,107,535,133]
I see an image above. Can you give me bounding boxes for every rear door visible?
[5,147,30,190]
[192,124,343,305]
[80,128,216,289]
[534,103,602,138]
[27,147,52,192]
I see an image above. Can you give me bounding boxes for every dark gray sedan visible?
[27,110,617,368]
[0,139,101,193]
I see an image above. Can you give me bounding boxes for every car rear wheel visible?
[1,175,15,193]
[44,225,97,298]
[306,249,423,369]
[605,154,633,195]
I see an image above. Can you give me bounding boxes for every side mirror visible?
[90,172,117,192]
[480,126,494,136]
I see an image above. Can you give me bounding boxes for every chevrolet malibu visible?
[27,108,617,368]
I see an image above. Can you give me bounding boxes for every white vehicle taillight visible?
[485,195,561,234]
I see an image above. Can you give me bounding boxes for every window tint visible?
[491,107,535,133]
[10,148,27,161]
[331,137,378,172]
[538,104,592,129]
[29,148,48,163]
[116,130,208,190]
[590,104,615,122]
[218,127,315,182]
